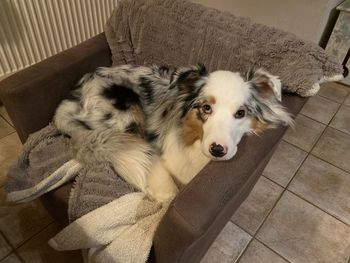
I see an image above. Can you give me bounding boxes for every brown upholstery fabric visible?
[0,32,307,263]
[0,33,111,143]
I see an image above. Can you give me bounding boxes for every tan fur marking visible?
[183,109,203,146]
[130,105,145,136]
[207,95,216,104]
[251,117,268,134]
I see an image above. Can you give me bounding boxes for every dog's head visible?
[177,66,293,161]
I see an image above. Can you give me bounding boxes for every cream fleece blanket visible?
[50,193,170,263]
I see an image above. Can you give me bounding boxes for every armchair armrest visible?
[0,33,112,143]
[154,94,307,263]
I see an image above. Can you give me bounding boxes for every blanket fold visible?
[5,124,79,203]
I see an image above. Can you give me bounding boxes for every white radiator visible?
[0,0,118,77]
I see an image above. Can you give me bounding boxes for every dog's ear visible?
[170,64,208,89]
[246,68,293,131]
[247,68,282,101]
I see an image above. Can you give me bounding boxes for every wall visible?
[191,0,343,46]
[0,0,118,78]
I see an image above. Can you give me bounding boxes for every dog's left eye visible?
[202,104,212,114]
[234,109,246,119]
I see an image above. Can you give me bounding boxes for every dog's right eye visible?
[202,104,212,114]
[234,109,246,119]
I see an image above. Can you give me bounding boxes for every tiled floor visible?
[0,82,349,262]
[202,82,350,263]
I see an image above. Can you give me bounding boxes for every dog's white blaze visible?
[201,71,253,160]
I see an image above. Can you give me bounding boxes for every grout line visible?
[0,131,17,142]
[280,139,308,154]
[262,175,287,189]
[0,230,17,254]
[234,237,253,263]
[11,250,24,263]
[317,92,347,105]
[327,124,350,136]
[232,223,254,263]
[309,153,350,174]
[0,113,14,129]
[280,139,350,175]
[285,189,350,227]
[0,131,16,141]
[254,237,293,263]
[298,112,331,127]
[12,221,54,251]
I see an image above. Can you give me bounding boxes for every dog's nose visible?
[209,143,227,157]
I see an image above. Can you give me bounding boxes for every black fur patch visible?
[180,83,204,119]
[95,68,106,78]
[63,133,71,139]
[140,77,154,104]
[102,84,140,111]
[145,132,158,142]
[66,89,81,101]
[103,113,113,120]
[75,119,92,130]
[177,64,207,86]
[162,109,168,118]
[158,65,176,79]
[125,122,140,134]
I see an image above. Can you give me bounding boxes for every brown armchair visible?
[0,33,306,263]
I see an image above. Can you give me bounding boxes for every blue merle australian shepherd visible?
[54,64,293,202]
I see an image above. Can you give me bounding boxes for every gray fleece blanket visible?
[105,0,343,97]
[5,124,135,222]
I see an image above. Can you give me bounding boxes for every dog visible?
[54,64,293,202]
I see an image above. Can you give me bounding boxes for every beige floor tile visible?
[300,95,339,124]
[0,133,21,188]
[330,105,350,135]
[0,189,53,248]
[17,223,82,263]
[283,115,326,152]
[0,253,21,263]
[289,155,350,224]
[0,233,11,261]
[343,93,350,107]
[263,141,307,187]
[231,177,283,235]
[318,82,349,103]
[312,127,350,173]
[0,161,15,188]
[0,134,22,165]
[201,222,251,263]
[0,107,12,127]
[0,118,14,140]
[256,191,350,263]
[238,239,288,263]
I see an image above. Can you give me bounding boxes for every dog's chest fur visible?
[161,129,210,185]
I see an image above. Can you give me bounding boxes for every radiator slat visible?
[0,0,117,77]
